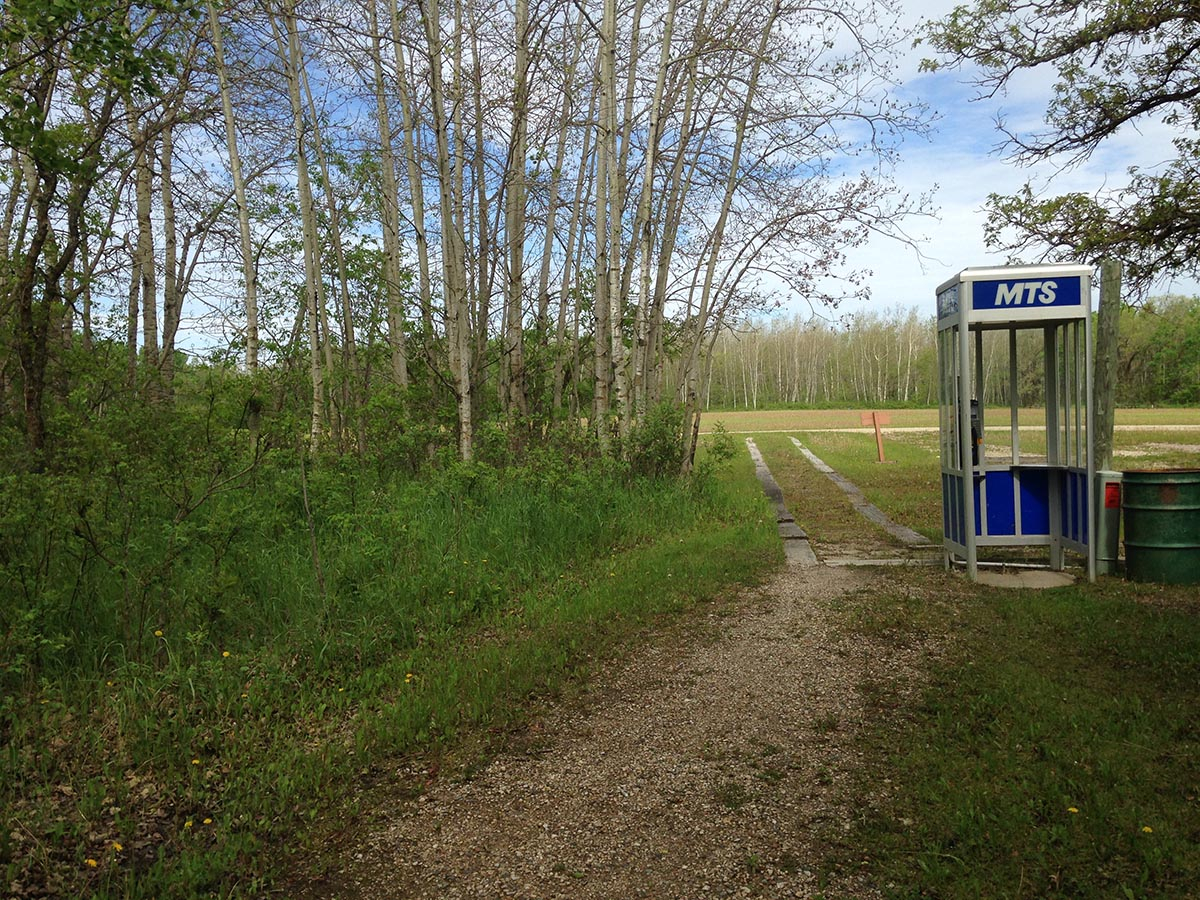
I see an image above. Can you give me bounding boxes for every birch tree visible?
[591,0,619,450]
[417,0,473,459]
[551,58,598,413]
[678,0,781,470]
[0,0,935,463]
[207,1,260,373]
[629,0,677,423]
[388,0,435,342]
[273,0,326,450]
[500,0,530,418]
[365,0,408,392]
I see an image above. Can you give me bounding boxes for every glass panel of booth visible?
[937,327,960,471]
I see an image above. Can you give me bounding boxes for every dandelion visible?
[1068,807,1079,814]
[203,818,212,825]
[448,589,455,595]
[338,688,345,693]
[241,692,248,699]
[184,820,193,829]
[85,858,98,868]
[154,630,163,637]
[112,841,123,852]
[222,650,230,658]
[106,681,114,687]
[1142,826,1153,833]
[191,758,200,766]
[405,672,415,683]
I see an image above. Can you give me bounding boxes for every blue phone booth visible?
[936,264,1096,581]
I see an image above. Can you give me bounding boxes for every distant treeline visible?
[705,296,1200,409]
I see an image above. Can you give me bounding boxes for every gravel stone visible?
[316,557,932,900]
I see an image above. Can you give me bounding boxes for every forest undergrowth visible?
[0,365,778,899]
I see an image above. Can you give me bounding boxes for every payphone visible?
[936,264,1097,581]
[970,399,982,466]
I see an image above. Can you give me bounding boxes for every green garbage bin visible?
[1121,469,1200,585]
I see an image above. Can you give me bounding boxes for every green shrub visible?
[625,401,687,477]
[706,421,738,463]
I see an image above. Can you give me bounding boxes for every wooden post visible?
[1093,260,1121,471]
[860,411,890,462]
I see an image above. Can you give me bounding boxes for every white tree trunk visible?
[418,0,473,459]
[207,1,259,373]
[277,1,325,450]
[390,0,434,342]
[367,0,408,390]
[502,0,530,417]
[630,0,676,420]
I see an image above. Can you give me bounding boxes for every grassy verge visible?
[793,430,943,541]
[744,432,880,551]
[832,574,1200,899]
[2,449,779,898]
[791,425,1200,548]
[760,430,1200,899]
[1108,430,1200,470]
[702,408,1200,433]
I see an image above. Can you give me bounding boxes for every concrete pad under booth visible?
[976,569,1076,589]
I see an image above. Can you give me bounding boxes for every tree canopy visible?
[2,0,931,467]
[924,0,1200,286]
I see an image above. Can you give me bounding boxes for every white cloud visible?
[791,0,1200,322]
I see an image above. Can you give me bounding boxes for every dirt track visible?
[310,498,938,900]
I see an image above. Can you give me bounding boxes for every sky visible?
[813,0,1200,322]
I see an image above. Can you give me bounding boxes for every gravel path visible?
[318,557,933,900]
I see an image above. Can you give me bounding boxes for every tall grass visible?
[1,420,778,898]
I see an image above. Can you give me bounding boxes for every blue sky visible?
[813,0,1200,321]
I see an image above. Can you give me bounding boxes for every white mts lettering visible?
[995,282,1045,305]
[996,283,1027,305]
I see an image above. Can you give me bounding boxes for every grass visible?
[794,430,944,541]
[703,408,946,431]
[702,408,1200,433]
[745,415,1200,547]
[15,404,1190,898]
[713,781,754,810]
[746,432,887,551]
[832,573,1200,899]
[1,448,780,899]
[745,416,1200,899]
[1108,430,1200,470]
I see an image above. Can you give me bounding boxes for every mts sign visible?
[973,276,1083,312]
[996,281,1058,305]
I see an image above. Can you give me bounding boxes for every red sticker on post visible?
[1105,483,1121,509]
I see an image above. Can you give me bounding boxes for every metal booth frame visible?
[936,264,1096,582]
